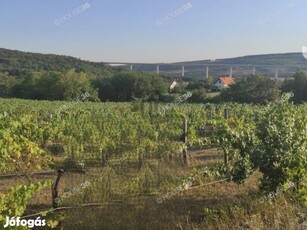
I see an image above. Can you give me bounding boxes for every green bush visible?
[188,89,207,103]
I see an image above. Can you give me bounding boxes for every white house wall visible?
[214,81,225,88]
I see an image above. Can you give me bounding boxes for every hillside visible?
[1,48,307,79]
[133,53,307,78]
[0,48,113,78]
[177,53,307,66]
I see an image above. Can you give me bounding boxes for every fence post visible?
[52,169,64,209]
[182,117,188,163]
[215,106,219,116]
[138,153,144,171]
[52,169,65,230]
[223,109,229,166]
[208,110,212,119]
[102,148,109,166]
[224,108,229,120]
[223,148,228,167]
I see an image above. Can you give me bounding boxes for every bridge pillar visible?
[156,65,160,75]
[275,68,279,79]
[182,65,185,77]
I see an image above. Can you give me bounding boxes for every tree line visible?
[0,69,168,102]
[1,69,307,104]
[219,71,307,104]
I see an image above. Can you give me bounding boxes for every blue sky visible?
[1,0,307,63]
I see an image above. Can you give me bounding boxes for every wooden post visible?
[182,117,188,143]
[223,109,229,166]
[224,108,229,120]
[138,153,144,171]
[51,169,64,230]
[223,147,228,167]
[52,169,64,209]
[215,106,219,116]
[102,149,109,166]
[182,117,188,163]
[208,110,212,119]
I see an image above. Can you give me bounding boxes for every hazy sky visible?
[1,0,307,63]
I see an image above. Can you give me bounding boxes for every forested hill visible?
[176,53,307,68]
[0,48,113,78]
[133,53,307,78]
[2,48,307,79]
[176,53,307,77]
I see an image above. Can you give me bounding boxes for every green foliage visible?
[188,89,207,103]
[212,94,307,203]
[0,95,306,227]
[0,110,56,229]
[62,157,84,172]
[186,81,205,91]
[0,114,52,173]
[35,72,62,100]
[255,94,307,194]
[0,48,112,79]
[2,47,307,106]
[11,69,99,101]
[59,69,99,101]
[170,82,187,94]
[204,76,214,89]
[0,181,52,228]
[98,71,167,102]
[160,94,178,103]
[282,71,307,103]
[220,74,281,104]
[186,78,213,91]
[0,72,18,97]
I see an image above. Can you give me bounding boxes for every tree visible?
[58,69,99,101]
[186,80,205,91]
[188,89,207,103]
[133,73,167,101]
[0,72,18,98]
[282,71,307,103]
[98,71,168,102]
[11,71,43,99]
[0,48,113,79]
[204,76,214,89]
[223,95,307,200]
[220,74,281,104]
[106,72,137,101]
[11,69,100,101]
[36,72,62,100]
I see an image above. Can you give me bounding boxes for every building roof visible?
[215,77,235,85]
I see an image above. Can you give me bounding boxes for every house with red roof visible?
[214,77,235,88]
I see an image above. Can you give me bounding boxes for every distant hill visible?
[0,48,113,78]
[1,48,307,79]
[133,53,307,78]
[176,53,307,66]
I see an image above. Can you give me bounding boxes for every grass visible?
[2,148,305,229]
[206,92,221,98]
